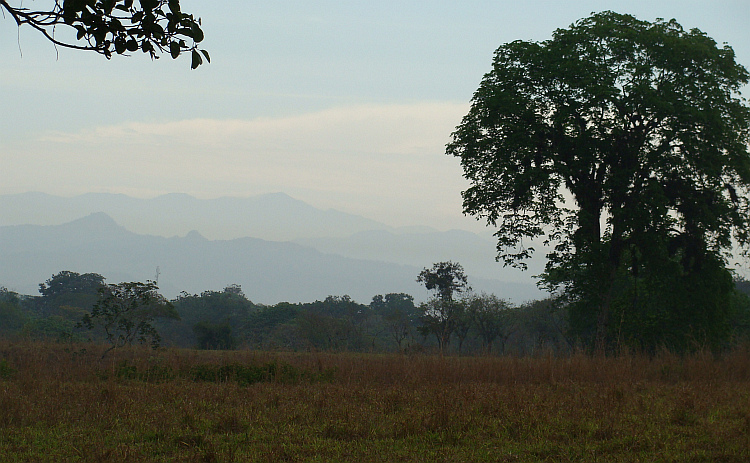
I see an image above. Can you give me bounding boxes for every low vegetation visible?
[1,341,749,462]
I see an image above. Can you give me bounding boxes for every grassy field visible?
[1,342,749,462]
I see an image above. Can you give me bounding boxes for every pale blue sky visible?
[2,0,749,232]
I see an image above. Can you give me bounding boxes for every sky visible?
[2,0,750,235]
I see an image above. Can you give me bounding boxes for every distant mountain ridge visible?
[0,213,543,304]
[0,192,546,303]
[0,192,391,241]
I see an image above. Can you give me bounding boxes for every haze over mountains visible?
[0,192,546,304]
[0,192,391,241]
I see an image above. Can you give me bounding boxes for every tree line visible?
[2,266,750,356]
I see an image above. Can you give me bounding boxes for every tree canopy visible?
[39,271,104,300]
[1,0,208,68]
[38,271,105,318]
[417,261,470,302]
[447,11,750,351]
[79,281,178,357]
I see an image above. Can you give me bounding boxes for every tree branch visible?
[0,0,209,67]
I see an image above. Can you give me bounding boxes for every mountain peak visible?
[184,230,207,241]
[71,212,118,227]
[60,212,131,239]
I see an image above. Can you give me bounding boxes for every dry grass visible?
[1,341,749,462]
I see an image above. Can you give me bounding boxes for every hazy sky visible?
[2,0,749,233]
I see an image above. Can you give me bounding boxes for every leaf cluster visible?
[1,0,209,68]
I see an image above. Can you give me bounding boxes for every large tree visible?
[447,11,750,351]
[416,262,470,354]
[1,0,208,68]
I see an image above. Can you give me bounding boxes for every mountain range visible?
[0,192,546,304]
[0,192,393,241]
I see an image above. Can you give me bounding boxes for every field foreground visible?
[1,343,749,462]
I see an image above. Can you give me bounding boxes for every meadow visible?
[1,342,749,462]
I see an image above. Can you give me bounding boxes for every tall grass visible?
[1,341,749,462]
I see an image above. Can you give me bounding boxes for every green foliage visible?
[38,271,104,318]
[39,271,105,300]
[193,321,237,350]
[417,261,470,302]
[297,296,373,351]
[165,286,256,347]
[416,263,472,354]
[0,288,29,337]
[605,251,734,352]
[371,293,416,315]
[371,293,419,351]
[448,11,750,352]
[1,278,106,342]
[417,298,466,354]
[22,315,78,341]
[0,287,20,305]
[177,287,255,327]
[296,310,350,351]
[515,297,571,354]
[79,281,177,357]
[465,293,516,354]
[1,0,208,68]
[728,279,750,344]
[244,302,299,349]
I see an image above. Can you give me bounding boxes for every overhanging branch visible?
[0,0,209,68]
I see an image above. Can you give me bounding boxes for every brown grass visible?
[1,341,749,462]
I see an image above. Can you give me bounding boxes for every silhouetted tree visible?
[448,11,750,351]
